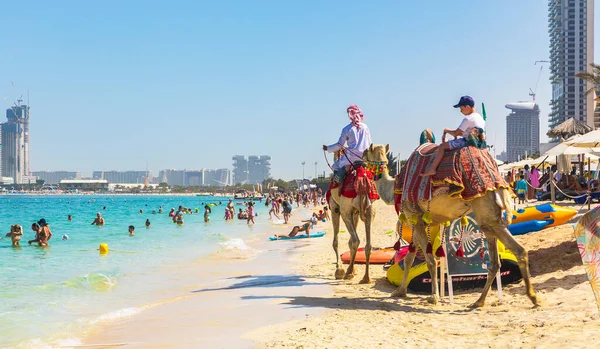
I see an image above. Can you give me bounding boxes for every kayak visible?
[269,232,326,241]
[340,247,396,264]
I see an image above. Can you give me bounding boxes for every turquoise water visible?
[0,195,270,348]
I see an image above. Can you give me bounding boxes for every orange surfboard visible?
[340,247,396,264]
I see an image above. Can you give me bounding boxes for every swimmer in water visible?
[139,209,143,214]
[68,214,73,222]
[204,205,211,222]
[145,219,150,228]
[5,224,23,247]
[91,212,105,226]
[128,225,135,236]
[62,234,69,240]
[175,212,184,225]
[158,206,163,214]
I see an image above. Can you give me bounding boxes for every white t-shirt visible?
[457,112,485,138]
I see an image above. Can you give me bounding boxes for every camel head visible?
[363,144,389,163]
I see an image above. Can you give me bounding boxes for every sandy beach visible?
[247,200,600,349]
[79,199,600,349]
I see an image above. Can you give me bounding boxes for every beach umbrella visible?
[494,158,504,165]
[564,129,600,148]
[547,117,593,140]
[543,140,595,156]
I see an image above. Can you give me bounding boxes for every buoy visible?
[99,243,109,255]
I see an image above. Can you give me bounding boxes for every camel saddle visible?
[327,163,379,201]
[394,143,509,211]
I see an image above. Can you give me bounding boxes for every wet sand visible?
[80,208,332,349]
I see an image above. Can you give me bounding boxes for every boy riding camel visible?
[421,95,485,177]
[323,104,372,184]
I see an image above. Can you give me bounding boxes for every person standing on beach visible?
[323,104,372,185]
[91,212,105,226]
[282,200,292,224]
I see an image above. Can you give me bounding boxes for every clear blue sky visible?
[0,1,598,180]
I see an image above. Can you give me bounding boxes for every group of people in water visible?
[5,218,53,247]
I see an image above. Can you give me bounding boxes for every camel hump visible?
[398,146,510,203]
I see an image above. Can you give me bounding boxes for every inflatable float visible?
[387,216,522,293]
[269,231,326,241]
[340,247,396,264]
[386,245,522,293]
[508,203,576,228]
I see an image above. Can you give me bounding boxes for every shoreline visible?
[78,206,333,348]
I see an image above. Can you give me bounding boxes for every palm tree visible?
[575,63,600,97]
[386,151,398,177]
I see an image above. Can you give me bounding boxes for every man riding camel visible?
[323,104,372,184]
[421,95,485,177]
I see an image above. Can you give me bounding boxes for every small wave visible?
[54,272,117,292]
[92,307,142,324]
[218,238,252,251]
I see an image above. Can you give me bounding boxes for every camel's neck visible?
[375,172,395,205]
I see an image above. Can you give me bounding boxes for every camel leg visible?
[412,222,439,304]
[391,248,416,298]
[472,196,540,307]
[342,209,360,280]
[487,223,540,306]
[330,199,345,280]
[470,236,500,308]
[392,221,427,298]
[359,204,373,284]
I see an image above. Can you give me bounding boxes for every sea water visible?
[0,195,270,348]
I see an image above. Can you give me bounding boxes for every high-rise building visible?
[232,155,248,184]
[506,102,540,162]
[31,171,81,184]
[157,168,231,186]
[548,0,595,138]
[203,168,231,186]
[159,169,185,186]
[2,103,30,183]
[92,170,151,184]
[248,155,271,184]
[232,155,270,184]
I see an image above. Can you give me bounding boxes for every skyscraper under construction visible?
[2,101,30,184]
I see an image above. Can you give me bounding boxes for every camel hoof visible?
[359,277,371,284]
[344,273,355,280]
[334,269,345,280]
[427,296,439,305]
[469,301,485,308]
[530,294,543,307]
[391,288,407,298]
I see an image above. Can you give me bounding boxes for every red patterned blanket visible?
[328,166,379,201]
[394,144,509,209]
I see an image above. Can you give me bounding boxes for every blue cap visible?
[453,95,474,108]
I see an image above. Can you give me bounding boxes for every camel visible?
[361,144,540,308]
[329,144,396,284]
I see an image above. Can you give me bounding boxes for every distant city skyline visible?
[2,2,600,177]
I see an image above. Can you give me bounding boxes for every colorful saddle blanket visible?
[394,144,509,208]
[328,166,379,201]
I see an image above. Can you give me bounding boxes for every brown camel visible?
[361,144,540,308]
[329,144,396,283]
